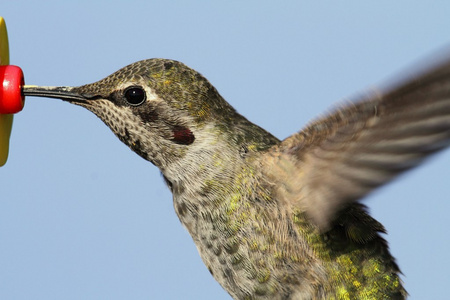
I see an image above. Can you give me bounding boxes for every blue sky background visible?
[1,2,450,299]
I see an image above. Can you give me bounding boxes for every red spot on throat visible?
[172,126,195,145]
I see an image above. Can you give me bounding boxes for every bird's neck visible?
[161,115,278,198]
[163,124,248,199]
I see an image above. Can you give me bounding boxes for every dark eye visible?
[124,86,146,106]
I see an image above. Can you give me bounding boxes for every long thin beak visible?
[22,85,86,102]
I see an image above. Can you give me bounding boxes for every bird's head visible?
[24,59,277,175]
[24,59,244,168]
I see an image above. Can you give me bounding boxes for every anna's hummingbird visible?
[23,57,450,299]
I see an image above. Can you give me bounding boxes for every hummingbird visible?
[23,56,450,299]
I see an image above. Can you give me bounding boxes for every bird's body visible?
[24,57,450,299]
[170,139,404,299]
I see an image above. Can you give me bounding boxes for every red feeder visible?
[0,65,25,114]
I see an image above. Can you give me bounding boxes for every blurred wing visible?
[263,55,450,231]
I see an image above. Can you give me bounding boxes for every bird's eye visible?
[124,86,146,106]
